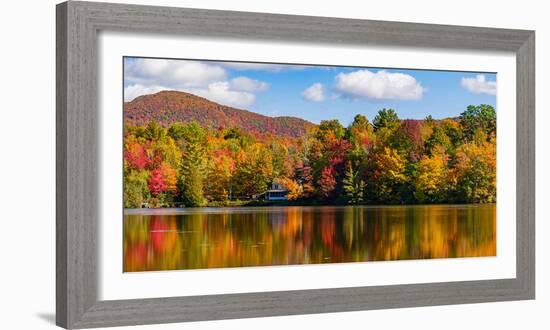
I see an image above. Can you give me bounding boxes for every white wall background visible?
[0,0,547,329]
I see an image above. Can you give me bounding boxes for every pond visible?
[123,204,496,272]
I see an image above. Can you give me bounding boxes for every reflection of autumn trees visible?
[124,205,496,272]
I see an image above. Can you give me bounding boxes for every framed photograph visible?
[56,1,535,328]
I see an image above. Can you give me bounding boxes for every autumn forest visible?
[123,92,496,209]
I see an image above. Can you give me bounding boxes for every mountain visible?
[124,91,315,138]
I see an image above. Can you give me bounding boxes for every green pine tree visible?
[179,122,207,207]
[342,164,366,204]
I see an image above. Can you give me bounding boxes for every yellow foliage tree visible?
[274,177,303,200]
[161,162,178,193]
[413,152,448,203]
[453,141,496,203]
[371,147,407,202]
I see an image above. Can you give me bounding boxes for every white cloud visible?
[230,76,270,92]
[301,83,325,102]
[124,84,168,102]
[189,82,255,108]
[124,58,270,106]
[461,74,497,95]
[334,69,425,100]
[125,58,227,89]
[124,82,256,107]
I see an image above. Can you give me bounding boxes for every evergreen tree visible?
[342,163,366,204]
[179,122,207,207]
[373,108,399,131]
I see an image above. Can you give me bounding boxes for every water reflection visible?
[123,204,496,272]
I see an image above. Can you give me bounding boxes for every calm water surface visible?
[123,204,496,272]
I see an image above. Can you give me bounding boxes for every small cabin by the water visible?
[255,183,289,201]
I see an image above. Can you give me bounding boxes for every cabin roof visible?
[256,189,288,196]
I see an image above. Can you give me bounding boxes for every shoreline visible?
[123,203,496,215]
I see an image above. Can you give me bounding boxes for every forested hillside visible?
[124,91,315,137]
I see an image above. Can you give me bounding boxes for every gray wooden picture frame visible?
[56,1,535,328]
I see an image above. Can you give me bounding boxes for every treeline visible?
[123,104,496,208]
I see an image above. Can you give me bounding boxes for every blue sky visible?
[124,57,496,125]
